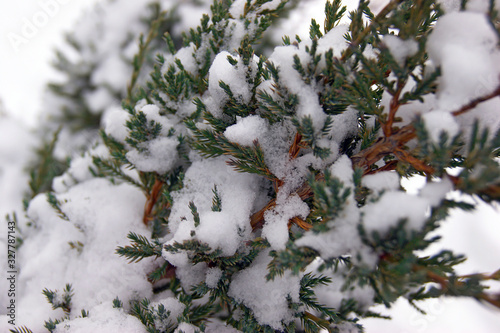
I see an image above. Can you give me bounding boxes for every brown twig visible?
[289,216,313,231]
[452,85,500,117]
[351,124,417,172]
[394,148,435,174]
[143,178,164,225]
[250,133,316,231]
[364,160,398,175]
[250,173,320,231]
[425,270,500,309]
[289,132,304,160]
[340,0,404,62]
[251,82,500,230]
[383,80,405,137]
[250,199,276,230]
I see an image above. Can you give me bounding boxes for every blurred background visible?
[0,1,499,332]
[0,0,101,126]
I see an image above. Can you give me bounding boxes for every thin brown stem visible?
[425,270,500,309]
[452,85,500,117]
[383,80,405,137]
[143,178,164,225]
[341,0,404,62]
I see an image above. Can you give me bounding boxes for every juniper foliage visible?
[13,0,500,332]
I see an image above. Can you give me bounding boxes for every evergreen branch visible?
[189,201,201,227]
[148,261,176,283]
[92,156,146,192]
[44,318,65,333]
[324,0,347,33]
[28,127,68,198]
[126,10,167,104]
[113,297,123,309]
[251,174,317,230]
[130,298,155,328]
[267,247,319,280]
[351,124,416,173]
[341,0,405,62]
[424,269,500,309]
[211,185,222,212]
[225,140,276,180]
[116,232,163,263]
[189,122,277,180]
[46,192,69,221]
[43,284,73,314]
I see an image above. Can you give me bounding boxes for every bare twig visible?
[341,0,404,62]
[143,178,164,225]
[452,85,500,117]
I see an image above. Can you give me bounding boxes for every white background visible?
[0,0,101,126]
[0,1,499,332]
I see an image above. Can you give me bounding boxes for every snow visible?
[382,35,419,66]
[308,262,375,312]
[207,52,252,118]
[427,12,500,112]
[84,87,114,114]
[55,144,110,192]
[155,297,185,326]
[52,302,145,333]
[329,154,354,185]
[229,0,247,18]
[295,156,379,267]
[103,106,131,143]
[10,178,152,331]
[422,110,459,144]
[362,171,400,192]
[175,322,198,333]
[163,156,261,260]
[263,194,309,250]
[196,210,243,256]
[326,106,358,145]
[228,250,301,330]
[126,136,179,174]
[420,177,453,207]
[91,54,131,92]
[362,191,429,236]
[206,267,223,288]
[258,0,284,12]
[164,43,198,75]
[2,0,500,332]
[224,115,269,146]
[124,103,181,174]
[205,320,243,333]
[426,11,500,144]
[267,43,327,130]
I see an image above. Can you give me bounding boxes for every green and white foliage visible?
[8,0,500,332]
[28,0,211,200]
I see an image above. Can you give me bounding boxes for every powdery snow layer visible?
[10,178,152,331]
[163,156,262,263]
[224,115,269,146]
[228,250,301,330]
[427,11,500,140]
[0,115,36,313]
[52,302,145,333]
[2,0,500,332]
[382,35,419,66]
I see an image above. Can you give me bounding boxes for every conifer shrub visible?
[7,0,500,332]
